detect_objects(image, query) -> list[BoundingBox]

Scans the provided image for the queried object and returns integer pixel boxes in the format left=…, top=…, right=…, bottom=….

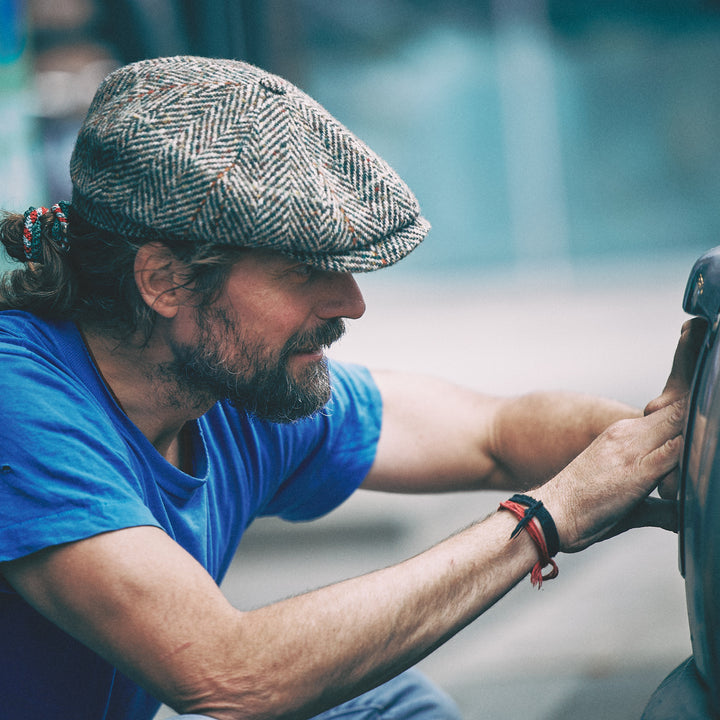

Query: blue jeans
left=166, top=668, right=462, bottom=720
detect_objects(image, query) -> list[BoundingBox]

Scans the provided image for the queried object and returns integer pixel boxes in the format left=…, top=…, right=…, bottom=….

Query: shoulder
left=201, top=361, right=382, bottom=521
left=326, top=360, right=383, bottom=426
left=0, top=311, right=86, bottom=374
left=0, top=310, right=76, bottom=346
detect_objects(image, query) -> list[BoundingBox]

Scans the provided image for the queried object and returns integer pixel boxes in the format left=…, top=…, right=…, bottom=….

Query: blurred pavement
left=161, top=254, right=699, bottom=720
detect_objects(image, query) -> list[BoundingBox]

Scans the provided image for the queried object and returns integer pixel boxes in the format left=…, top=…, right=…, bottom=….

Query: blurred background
left=2, top=1, right=720, bottom=718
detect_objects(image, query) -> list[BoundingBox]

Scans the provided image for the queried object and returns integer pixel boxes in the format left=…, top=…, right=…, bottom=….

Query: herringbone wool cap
left=70, top=56, right=430, bottom=272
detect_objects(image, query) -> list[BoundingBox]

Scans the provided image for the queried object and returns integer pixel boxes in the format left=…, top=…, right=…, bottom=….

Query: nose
left=316, top=272, right=366, bottom=321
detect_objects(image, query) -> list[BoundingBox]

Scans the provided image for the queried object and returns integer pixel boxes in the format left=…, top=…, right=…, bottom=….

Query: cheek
left=169, top=306, right=204, bottom=347
left=245, top=306, right=311, bottom=348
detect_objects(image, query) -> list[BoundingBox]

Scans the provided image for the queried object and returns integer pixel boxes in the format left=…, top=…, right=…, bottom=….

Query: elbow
left=165, top=661, right=311, bottom=720
left=168, top=678, right=275, bottom=720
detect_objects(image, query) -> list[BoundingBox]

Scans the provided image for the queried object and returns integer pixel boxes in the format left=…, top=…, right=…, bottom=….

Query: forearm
left=4, top=515, right=538, bottom=720
left=214, top=511, right=535, bottom=719
left=487, top=391, right=640, bottom=490
left=365, top=370, right=638, bottom=493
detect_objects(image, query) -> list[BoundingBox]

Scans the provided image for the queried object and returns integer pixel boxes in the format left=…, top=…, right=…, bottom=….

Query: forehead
left=220, top=248, right=309, bottom=287
left=226, top=247, right=303, bottom=272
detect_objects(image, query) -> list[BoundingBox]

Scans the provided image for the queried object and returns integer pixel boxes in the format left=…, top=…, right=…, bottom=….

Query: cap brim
left=286, top=215, right=431, bottom=273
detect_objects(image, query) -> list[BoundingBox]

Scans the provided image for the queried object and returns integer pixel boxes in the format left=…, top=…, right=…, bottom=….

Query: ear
left=134, top=242, right=187, bottom=318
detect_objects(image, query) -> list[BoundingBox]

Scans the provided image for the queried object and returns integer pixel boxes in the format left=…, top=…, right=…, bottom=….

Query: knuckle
left=669, top=398, right=688, bottom=424
left=603, top=418, right=635, bottom=443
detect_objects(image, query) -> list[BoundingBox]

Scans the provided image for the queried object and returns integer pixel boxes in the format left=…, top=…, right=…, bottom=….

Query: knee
left=321, top=669, right=461, bottom=720
left=386, top=669, right=462, bottom=720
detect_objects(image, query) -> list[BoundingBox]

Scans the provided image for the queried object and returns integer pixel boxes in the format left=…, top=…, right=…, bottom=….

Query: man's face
left=163, top=250, right=366, bottom=422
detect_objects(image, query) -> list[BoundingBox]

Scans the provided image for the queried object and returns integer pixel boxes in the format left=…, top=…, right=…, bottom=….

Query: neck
left=79, top=325, right=214, bottom=463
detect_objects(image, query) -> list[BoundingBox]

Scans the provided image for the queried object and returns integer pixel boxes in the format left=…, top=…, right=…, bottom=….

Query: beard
left=162, top=307, right=346, bottom=423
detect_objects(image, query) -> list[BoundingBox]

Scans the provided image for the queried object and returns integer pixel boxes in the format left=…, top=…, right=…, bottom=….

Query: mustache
left=284, top=318, right=346, bottom=356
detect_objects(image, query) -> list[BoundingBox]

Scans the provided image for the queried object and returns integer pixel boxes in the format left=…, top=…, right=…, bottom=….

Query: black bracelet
left=506, top=494, right=560, bottom=558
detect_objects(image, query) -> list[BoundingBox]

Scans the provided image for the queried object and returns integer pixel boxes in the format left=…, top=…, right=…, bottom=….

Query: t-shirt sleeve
left=259, top=361, right=382, bottom=522
left=0, top=333, right=161, bottom=562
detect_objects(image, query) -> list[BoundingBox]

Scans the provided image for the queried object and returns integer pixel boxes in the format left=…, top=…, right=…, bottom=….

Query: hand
left=644, top=317, right=706, bottom=499
left=535, top=397, right=686, bottom=553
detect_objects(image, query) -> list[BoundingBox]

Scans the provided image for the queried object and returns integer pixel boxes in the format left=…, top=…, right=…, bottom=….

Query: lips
left=292, top=347, right=324, bottom=360
left=283, top=319, right=344, bottom=364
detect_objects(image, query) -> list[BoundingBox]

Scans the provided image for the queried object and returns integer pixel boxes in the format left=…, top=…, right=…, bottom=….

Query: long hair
left=0, top=205, right=244, bottom=342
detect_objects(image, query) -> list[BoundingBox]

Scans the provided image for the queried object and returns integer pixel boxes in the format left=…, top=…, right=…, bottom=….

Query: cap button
left=259, top=75, right=287, bottom=95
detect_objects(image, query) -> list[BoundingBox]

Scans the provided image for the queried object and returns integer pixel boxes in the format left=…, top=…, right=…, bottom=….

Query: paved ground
left=158, top=253, right=699, bottom=719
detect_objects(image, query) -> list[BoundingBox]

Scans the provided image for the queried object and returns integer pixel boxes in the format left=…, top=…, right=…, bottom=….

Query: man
left=0, top=56, right=691, bottom=720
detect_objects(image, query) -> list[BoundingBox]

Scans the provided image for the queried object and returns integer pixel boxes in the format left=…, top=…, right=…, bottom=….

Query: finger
left=626, top=496, right=678, bottom=532
left=640, top=432, right=684, bottom=486
left=636, top=398, right=687, bottom=465
left=643, top=394, right=687, bottom=436
left=669, top=318, right=707, bottom=389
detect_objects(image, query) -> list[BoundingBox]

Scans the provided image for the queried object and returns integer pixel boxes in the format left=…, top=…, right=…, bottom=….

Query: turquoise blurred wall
left=3, top=2, right=719, bottom=278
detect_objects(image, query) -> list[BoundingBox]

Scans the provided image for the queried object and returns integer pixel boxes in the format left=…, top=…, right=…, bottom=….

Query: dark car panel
left=677, top=247, right=720, bottom=715
left=644, top=248, right=720, bottom=718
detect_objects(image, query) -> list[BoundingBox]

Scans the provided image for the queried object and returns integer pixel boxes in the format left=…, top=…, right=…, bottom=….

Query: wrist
left=532, top=468, right=589, bottom=553
left=498, top=494, right=560, bottom=587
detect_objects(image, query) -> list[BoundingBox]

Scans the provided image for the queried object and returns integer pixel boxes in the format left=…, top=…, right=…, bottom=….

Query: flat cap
left=70, top=55, right=429, bottom=272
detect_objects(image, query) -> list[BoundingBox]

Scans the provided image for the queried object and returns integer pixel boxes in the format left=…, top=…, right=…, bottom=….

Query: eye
left=290, top=263, right=314, bottom=279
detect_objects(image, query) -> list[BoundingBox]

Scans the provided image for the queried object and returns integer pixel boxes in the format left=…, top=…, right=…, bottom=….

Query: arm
left=363, top=370, right=638, bottom=493
left=2, top=515, right=538, bottom=719
left=2, top=399, right=684, bottom=720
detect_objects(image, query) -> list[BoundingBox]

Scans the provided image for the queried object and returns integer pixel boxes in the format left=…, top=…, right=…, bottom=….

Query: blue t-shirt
left=0, top=311, right=382, bottom=719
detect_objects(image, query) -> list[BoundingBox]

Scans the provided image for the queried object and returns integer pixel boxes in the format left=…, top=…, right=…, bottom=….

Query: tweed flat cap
left=70, top=55, right=429, bottom=272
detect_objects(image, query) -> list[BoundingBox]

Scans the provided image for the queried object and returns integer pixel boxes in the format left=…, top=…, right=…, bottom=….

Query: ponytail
left=0, top=205, right=76, bottom=317
left=1, top=203, right=245, bottom=342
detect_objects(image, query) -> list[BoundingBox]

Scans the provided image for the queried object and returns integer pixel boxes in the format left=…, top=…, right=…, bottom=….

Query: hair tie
left=22, top=202, right=71, bottom=262
left=23, top=206, right=48, bottom=261
left=50, top=202, right=70, bottom=251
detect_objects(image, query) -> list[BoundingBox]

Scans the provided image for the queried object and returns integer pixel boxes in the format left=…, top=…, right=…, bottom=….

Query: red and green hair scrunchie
left=22, top=201, right=71, bottom=262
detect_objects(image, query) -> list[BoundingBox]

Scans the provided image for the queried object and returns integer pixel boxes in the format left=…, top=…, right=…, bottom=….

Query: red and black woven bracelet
left=499, top=493, right=559, bottom=588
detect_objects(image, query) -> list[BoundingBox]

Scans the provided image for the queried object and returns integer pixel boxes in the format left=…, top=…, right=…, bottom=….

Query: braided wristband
left=499, top=494, right=559, bottom=588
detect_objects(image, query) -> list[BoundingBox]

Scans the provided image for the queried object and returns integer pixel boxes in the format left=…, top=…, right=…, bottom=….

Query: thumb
left=645, top=318, right=706, bottom=415
left=597, top=497, right=678, bottom=544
